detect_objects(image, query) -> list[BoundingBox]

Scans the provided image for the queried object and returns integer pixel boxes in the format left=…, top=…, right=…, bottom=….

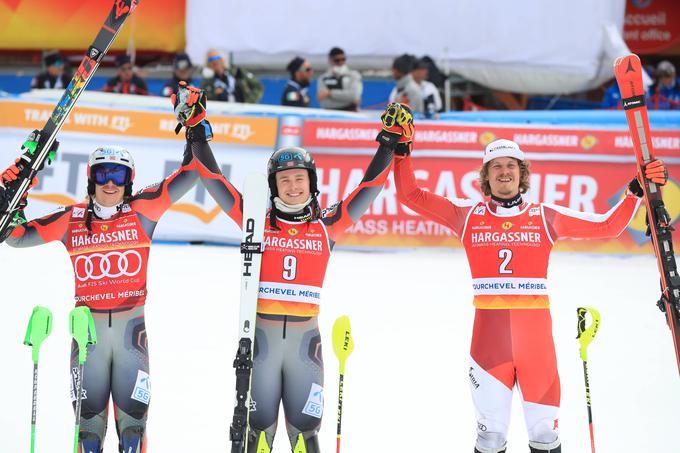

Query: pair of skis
left=229, top=175, right=355, bottom=453
left=24, top=306, right=97, bottom=453
left=614, top=54, right=680, bottom=376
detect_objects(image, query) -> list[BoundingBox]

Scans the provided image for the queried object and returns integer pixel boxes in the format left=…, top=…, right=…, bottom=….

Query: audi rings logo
left=74, top=251, right=143, bottom=281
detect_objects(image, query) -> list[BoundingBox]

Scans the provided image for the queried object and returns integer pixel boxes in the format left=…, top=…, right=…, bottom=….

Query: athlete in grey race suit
left=2, top=113, right=219, bottom=452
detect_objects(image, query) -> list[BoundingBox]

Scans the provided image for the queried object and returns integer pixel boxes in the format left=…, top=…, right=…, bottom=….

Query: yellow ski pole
left=332, top=316, right=354, bottom=453
left=577, top=307, right=601, bottom=453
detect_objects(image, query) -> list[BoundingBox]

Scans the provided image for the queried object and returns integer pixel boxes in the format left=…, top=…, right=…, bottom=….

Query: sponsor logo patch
left=130, top=370, right=151, bottom=405
left=73, top=207, right=85, bottom=219
left=302, top=383, right=324, bottom=419
left=473, top=206, right=486, bottom=216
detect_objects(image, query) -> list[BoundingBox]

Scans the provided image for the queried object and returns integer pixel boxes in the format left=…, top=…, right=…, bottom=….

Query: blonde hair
left=478, top=159, right=531, bottom=197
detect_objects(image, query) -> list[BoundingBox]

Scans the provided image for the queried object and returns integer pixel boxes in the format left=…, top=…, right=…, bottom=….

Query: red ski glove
left=644, top=159, right=668, bottom=185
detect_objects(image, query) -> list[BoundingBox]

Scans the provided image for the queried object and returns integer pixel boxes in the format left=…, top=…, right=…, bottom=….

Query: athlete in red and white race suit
left=192, top=105, right=403, bottom=452
left=393, top=125, right=668, bottom=453
left=0, top=101, right=217, bottom=452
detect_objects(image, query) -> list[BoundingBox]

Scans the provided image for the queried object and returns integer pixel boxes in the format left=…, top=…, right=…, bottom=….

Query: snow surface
left=1, top=243, right=678, bottom=452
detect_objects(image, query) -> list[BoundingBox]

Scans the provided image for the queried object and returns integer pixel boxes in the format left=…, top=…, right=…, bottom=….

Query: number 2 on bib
left=498, top=249, right=513, bottom=274
left=283, top=255, right=297, bottom=281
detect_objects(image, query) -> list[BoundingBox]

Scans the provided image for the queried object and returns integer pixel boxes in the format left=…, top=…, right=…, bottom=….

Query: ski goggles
left=91, top=163, right=131, bottom=186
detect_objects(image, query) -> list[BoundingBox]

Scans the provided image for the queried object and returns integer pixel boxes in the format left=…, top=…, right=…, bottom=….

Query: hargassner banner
left=1, top=98, right=678, bottom=252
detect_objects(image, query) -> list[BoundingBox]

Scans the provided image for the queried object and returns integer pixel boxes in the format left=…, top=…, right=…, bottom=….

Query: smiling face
left=487, top=157, right=521, bottom=198
left=275, top=168, right=311, bottom=206
left=94, top=180, right=125, bottom=207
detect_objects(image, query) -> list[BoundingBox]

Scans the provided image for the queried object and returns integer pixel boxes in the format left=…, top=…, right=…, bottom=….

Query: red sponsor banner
left=624, top=0, right=680, bottom=54
left=314, top=154, right=680, bottom=253
left=303, top=120, right=680, bottom=157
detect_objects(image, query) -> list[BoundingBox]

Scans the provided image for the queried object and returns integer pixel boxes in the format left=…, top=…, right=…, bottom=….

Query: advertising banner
left=0, top=0, right=185, bottom=52
left=1, top=100, right=678, bottom=253
left=624, top=0, right=680, bottom=54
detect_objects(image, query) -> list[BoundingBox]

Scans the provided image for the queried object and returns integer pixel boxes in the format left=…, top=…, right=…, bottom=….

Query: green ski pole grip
left=69, top=307, right=97, bottom=364
left=24, top=306, right=53, bottom=363
left=577, top=307, right=601, bottom=362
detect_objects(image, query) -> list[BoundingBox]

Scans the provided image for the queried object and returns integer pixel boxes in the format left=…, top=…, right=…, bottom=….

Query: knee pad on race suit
left=246, top=429, right=274, bottom=453
left=78, top=431, right=102, bottom=453
left=119, top=426, right=145, bottom=453
left=529, top=438, right=561, bottom=452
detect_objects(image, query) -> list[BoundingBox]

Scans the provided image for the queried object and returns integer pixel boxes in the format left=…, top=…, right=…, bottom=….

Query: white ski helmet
left=87, top=146, right=135, bottom=196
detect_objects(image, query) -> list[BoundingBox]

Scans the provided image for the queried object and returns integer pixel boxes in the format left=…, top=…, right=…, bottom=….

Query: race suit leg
left=248, top=314, right=285, bottom=452
left=469, top=309, right=515, bottom=453
left=110, top=307, right=150, bottom=453
left=71, top=310, right=113, bottom=453
left=281, top=316, right=323, bottom=453
left=513, top=309, right=561, bottom=451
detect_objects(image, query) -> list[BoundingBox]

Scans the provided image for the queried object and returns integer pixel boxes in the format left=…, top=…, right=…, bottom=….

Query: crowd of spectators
left=27, top=49, right=680, bottom=114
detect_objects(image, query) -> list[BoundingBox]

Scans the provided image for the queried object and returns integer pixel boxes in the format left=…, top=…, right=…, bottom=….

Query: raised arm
left=394, top=154, right=475, bottom=237
left=321, top=143, right=393, bottom=238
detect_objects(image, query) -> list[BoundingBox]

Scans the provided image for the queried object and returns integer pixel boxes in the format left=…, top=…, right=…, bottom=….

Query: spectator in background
left=282, top=56, right=312, bottom=107
left=601, top=80, right=623, bottom=109
left=31, top=51, right=72, bottom=89
left=200, top=49, right=263, bottom=104
left=317, top=47, right=363, bottom=111
left=389, top=54, right=423, bottom=114
left=102, top=55, right=149, bottom=95
left=649, top=60, right=680, bottom=110
left=412, top=58, right=442, bottom=118
left=161, top=52, right=194, bottom=97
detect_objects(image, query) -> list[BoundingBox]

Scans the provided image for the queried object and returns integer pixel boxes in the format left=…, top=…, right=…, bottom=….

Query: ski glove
left=375, top=102, right=415, bottom=156
left=628, top=159, right=668, bottom=197
left=2, top=158, right=39, bottom=188
left=172, top=81, right=207, bottom=129
left=644, top=159, right=668, bottom=185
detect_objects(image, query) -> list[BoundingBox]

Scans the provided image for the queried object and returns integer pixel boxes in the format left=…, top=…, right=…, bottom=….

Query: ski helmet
left=267, top=147, right=318, bottom=197
left=87, top=146, right=135, bottom=197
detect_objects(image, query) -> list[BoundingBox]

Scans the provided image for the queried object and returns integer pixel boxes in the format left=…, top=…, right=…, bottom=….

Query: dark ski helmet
left=267, top=146, right=318, bottom=197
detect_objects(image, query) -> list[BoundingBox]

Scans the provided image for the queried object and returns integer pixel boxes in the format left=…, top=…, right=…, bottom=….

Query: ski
left=230, top=173, right=268, bottom=453
left=0, top=0, right=139, bottom=238
left=614, top=53, right=680, bottom=376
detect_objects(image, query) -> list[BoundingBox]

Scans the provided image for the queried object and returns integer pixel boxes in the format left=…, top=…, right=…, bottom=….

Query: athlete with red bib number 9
left=0, top=84, right=217, bottom=453
left=193, top=103, right=406, bottom=452
left=389, top=104, right=667, bottom=453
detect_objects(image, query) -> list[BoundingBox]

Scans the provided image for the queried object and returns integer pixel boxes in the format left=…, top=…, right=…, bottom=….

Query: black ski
left=0, top=0, right=139, bottom=238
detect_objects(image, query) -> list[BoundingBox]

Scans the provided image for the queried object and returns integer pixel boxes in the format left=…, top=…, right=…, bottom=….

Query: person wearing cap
left=388, top=54, right=423, bottom=114
left=102, top=55, right=149, bottom=96
left=200, top=48, right=263, bottom=104
left=649, top=60, right=680, bottom=110
left=31, top=51, right=72, bottom=89
left=391, top=104, right=667, bottom=453
left=316, top=47, right=363, bottom=111
left=411, top=57, right=442, bottom=118
left=161, top=52, right=195, bottom=97
left=282, top=56, right=312, bottom=107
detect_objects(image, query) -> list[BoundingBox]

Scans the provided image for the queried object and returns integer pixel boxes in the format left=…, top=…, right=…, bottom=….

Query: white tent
left=186, top=0, right=633, bottom=94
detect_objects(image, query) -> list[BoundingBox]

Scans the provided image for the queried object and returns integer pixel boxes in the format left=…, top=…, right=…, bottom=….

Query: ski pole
left=577, top=307, right=601, bottom=453
left=69, top=307, right=97, bottom=453
left=24, top=306, right=53, bottom=453
left=332, top=316, right=354, bottom=453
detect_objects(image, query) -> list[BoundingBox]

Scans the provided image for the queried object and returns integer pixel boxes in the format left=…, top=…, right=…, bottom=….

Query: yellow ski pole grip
left=577, top=307, right=601, bottom=362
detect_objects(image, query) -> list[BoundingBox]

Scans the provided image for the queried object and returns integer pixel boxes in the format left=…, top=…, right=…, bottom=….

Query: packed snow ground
left=1, top=243, right=678, bottom=452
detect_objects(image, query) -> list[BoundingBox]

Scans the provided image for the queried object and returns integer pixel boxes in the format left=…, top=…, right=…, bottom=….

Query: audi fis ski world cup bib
left=66, top=203, right=151, bottom=309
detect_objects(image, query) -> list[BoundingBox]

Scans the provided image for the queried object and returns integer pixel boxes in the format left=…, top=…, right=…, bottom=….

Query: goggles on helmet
left=91, top=163, right=132, bottom=186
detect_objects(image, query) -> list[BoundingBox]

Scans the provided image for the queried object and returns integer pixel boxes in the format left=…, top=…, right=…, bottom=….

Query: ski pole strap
left=240, top=241, right=264, bottom=254
left=69, top=307, right=98, bottom=365
left=24, top=306, right=53, bottom=363
left=577, top=307, right=601, bottom=362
